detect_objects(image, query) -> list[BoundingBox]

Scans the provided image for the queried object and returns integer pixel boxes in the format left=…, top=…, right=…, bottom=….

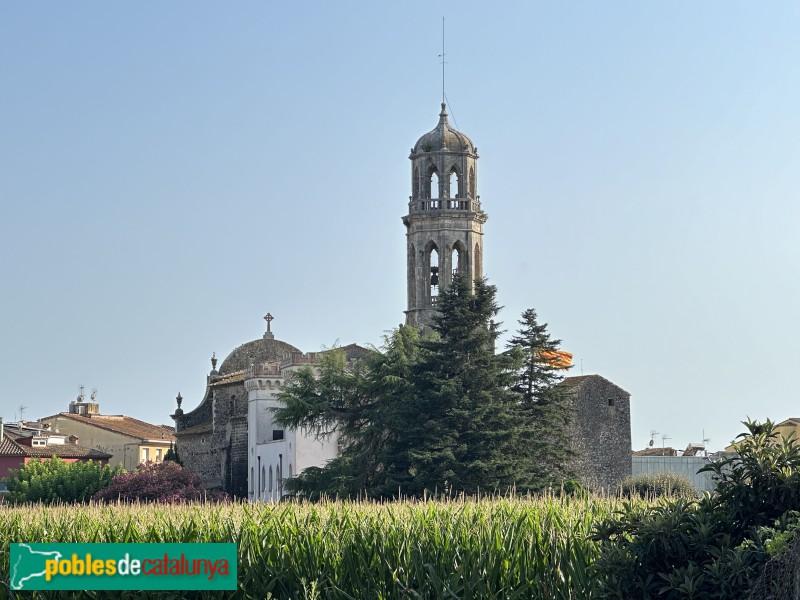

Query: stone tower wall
left=565, top=376, right=632, bottom=493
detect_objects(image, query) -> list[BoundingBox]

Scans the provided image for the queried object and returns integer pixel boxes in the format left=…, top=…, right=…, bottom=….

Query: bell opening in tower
left=430, top=247, right=439, bottom=305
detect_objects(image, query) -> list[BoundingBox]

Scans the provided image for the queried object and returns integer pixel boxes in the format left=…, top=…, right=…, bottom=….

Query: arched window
left=268, top=466, right=273, bottom=492
left=250, top=468, right=254, bottom=494
left=429, top=246, right=439, bottom=302
left=289, top=464, right=293, bottom=478
left=448, top=167, right=459, bottom=202
left=474, top=242, right=482, bottom=278
left=261, top=466, right=266, bottom=493
left=413, top=167, right=420, bottom=199
left=408, top=243, right=416, bottom=308
left=431, top=171, right=440, bottom=201
left=452, top=242, right=467, bottom=277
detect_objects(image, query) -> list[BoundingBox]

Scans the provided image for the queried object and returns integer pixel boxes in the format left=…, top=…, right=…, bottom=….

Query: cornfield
left=0, top=496, right=625, bottom=599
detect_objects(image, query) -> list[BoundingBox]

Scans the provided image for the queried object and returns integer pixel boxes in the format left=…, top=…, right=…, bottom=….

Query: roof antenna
left=438, top=16, right=446, bottom=104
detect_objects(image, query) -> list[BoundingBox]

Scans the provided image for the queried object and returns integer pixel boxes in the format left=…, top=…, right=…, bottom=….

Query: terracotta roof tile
left=0, top=433, right=26, bottom=456
left=41, top=413, right=176, bottom=443
left=1, top=432, right=111, bottom=459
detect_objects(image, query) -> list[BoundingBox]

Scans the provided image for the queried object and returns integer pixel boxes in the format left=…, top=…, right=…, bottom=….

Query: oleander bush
left=92, top=461, right=228, bottom=504
left=3, top=458, right=123, bottom=505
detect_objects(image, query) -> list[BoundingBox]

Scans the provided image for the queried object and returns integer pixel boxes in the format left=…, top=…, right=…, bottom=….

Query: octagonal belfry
left=403, top=102, right=487, bottom=329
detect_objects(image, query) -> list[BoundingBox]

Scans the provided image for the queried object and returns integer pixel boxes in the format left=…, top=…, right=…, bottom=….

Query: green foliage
left=506, top=308, right=575, bottom=490
left=0, top=496, right=618, bottom=599
left=93, top=460, right=228, bottom=503
left=4, top=458, right=124, bottom=504
left=163, top=443, right=182, bottom=466
left=277, top=275, right=545, bottom=498
left=592, top=419, right=800, bottom=599
left=407, top=275, right=531, bottom=495
left=619, top=472, right=697, bottom=499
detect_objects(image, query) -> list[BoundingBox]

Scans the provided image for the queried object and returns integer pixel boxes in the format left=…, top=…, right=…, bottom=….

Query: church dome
left=218, top=336, right=300, bottom=375
left=413, top=103, right=475, bottom=155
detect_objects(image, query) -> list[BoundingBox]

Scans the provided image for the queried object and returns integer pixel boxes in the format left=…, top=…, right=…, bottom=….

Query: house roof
left=0, top=433, right=26, bottom=456
left=176, top=422, right=212, bottom=436
left=558, top=374, right=630, bottom=394
left=632, top=447, right=678, bottom=457
left=41, top=413, right=176, bottom=443
left=1, top=432, right=112, bottom=459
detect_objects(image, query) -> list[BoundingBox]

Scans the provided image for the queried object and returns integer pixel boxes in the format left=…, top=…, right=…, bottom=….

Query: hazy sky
left=2, top=2, right=799, bottom=453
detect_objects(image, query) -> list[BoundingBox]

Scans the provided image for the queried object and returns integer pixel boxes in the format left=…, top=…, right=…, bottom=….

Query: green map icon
left=10, top=543, right=63, bottom=590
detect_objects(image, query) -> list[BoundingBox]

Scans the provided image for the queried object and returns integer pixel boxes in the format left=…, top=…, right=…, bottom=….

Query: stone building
left=404, top=103, right=486, bottom=329
left=172, top=314, right=369, bottom=499
left=559, top=375, right=632, bottom=492
left=173, top=102, right=633, bottom=499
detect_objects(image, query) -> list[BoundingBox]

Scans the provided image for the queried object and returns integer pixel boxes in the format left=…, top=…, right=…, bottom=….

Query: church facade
left=171, top=315, right=369, bottom=499
left=172, top=102, right=632, bottom=498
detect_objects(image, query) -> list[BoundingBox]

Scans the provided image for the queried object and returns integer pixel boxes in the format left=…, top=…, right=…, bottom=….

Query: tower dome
left=412, top=103, right=476, bottom=155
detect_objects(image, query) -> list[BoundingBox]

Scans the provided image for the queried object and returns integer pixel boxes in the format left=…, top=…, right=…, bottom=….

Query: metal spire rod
left=439, top=17, right=446, bottom=104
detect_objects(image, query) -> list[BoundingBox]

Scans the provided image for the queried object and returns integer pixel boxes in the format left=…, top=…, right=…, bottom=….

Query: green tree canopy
left=4, top=458, right=124, bottom=504
left=276, top=275, right=548, bottom=499
left=506, top=308, right=575, bottom=490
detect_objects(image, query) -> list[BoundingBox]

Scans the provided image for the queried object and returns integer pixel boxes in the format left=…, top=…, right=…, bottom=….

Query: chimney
left=0, top=417, right=4, bottom=440
left=68, top=435, right=79, bottom=445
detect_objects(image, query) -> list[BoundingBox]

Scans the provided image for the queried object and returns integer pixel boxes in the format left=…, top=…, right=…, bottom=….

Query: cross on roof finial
left=264, top=312, right=274, bottom=333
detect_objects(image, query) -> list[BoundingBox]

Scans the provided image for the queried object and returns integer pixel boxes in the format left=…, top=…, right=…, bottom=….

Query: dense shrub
left=619, top=472, right=697, bottom=498
left=3, top=458, right=123, bottom=504
left=592, top=419, right=800, bottom=599
left=92, top=460, right=227, bottom=503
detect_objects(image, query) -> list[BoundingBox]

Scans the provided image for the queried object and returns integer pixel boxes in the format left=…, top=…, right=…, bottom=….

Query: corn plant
left=0, top=495, right=630, bottom=599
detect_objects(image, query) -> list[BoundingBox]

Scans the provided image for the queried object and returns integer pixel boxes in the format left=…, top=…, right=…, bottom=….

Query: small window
left=155, top=448, right=163, bottom=462
left=608, top=398, right=615, bottom=407
left=272, top=430, right=284, bottom=441
left=141, top=448, right=150, bottom=463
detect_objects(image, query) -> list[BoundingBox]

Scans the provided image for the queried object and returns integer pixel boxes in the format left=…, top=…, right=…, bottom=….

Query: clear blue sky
left=2, top=2, right=799, bottom=453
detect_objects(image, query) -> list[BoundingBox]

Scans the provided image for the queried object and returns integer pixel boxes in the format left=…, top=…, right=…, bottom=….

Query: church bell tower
left=403, top=103, right=487, bottom=328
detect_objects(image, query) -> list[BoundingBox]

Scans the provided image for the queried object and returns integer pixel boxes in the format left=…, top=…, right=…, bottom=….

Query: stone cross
left=264, top=312, right=274, bottom=333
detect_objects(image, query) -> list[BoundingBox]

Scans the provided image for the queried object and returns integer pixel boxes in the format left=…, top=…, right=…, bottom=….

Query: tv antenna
left=18, top=405, right=27, bottom=421
left=661, top=433, right=671, bottom=449
left=649, top=430, right=658, bottom=447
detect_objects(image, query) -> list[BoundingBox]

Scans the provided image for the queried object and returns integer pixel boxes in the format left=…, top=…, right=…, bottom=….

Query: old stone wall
left=177, top=429, right=215, bottom=484
left=564, top=375, right=632, bottom=493
left=211, top=380, right=249, bottom=498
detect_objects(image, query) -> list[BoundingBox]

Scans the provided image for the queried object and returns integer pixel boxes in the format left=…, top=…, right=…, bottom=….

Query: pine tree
left=275, top=275, right=540, bottom=498
left=407, top=275, right=530, bottom=495
left=276, top=327, right=421, bottom=499
left=507, top=308, right=574, bottom=489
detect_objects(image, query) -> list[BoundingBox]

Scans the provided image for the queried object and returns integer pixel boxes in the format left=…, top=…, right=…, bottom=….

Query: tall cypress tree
left=507, top=308, right=574, bottom=489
